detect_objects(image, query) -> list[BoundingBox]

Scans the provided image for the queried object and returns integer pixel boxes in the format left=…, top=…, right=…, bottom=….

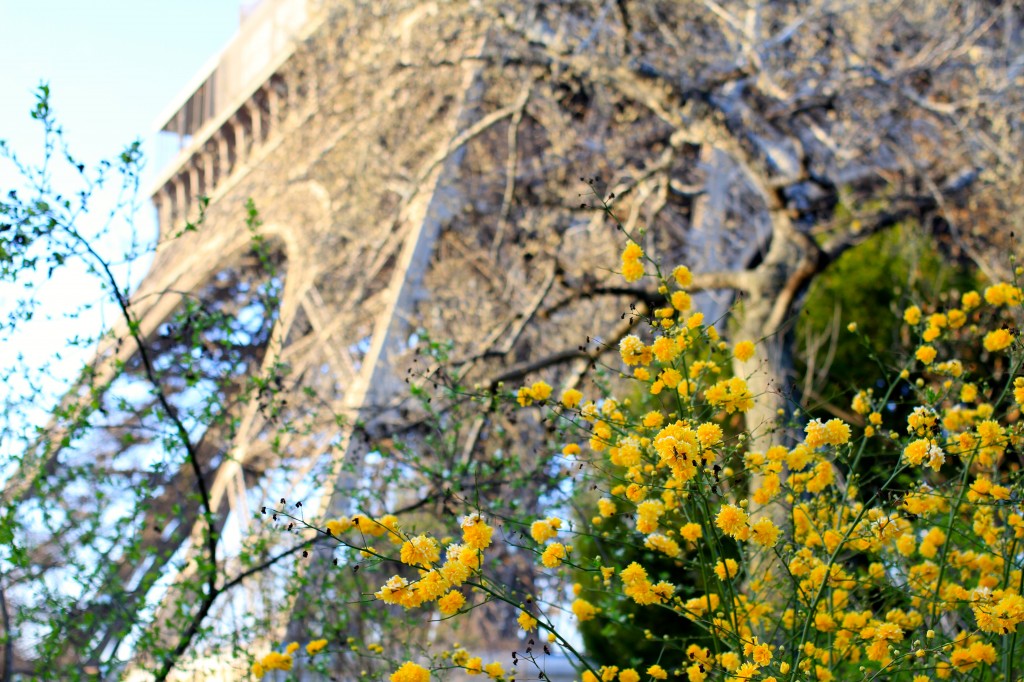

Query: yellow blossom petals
left=733, top=340, right=755, bottom=361
left=391, top=662, right=430, bottom=682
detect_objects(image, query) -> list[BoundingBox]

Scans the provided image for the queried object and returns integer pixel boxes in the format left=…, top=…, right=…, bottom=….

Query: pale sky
left=1, top=1, right=239, bottom=174
left=0, top=2, right=242, bottom=443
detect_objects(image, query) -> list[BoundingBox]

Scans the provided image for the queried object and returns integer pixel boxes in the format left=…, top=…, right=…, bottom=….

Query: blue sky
left=0, top=2, right=241, bottom=443
left=1, top=1, right=239, bottom=174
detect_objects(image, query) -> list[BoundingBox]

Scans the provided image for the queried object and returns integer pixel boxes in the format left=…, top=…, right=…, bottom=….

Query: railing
left=149, top=0, right=323, bottom=237
left=156, top=0, right=311, bottom=140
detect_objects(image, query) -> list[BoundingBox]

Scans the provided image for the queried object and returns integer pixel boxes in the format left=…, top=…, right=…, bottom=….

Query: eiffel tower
left=4, top=1, right=769, bottom=678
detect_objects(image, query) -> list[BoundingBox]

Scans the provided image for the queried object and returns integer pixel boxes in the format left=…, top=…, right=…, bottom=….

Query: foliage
left=0, top=87, right=349, bottom=681
left=797, top=223, right=980, bottom=412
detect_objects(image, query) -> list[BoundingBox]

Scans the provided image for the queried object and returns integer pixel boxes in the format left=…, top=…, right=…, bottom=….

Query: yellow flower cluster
left=369, top=513, right=492, bottom=612
left=620, top=561, right=675, bottom=606
left=704, top=377, right=754, bottom=414
left=517, top=379, right=553, bottom=406
left=530, top=516, right=562, bottom=543
left=540, top=541, right=567, bottom=568
left=621, top=242, right=644, bottom=282
left=390, top=661, right=430, bottom=682
left=522, top=266, right=1024, bottom=679
left=252, top=640, right=326, bottom=678
left=279, top=244, right=1024, bottom=682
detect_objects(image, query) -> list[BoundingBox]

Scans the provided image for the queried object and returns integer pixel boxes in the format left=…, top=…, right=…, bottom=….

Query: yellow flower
left=715, top=504, right=748, bottom=537
left=646, top=665, right=668, bottom=680
left=903, top=305, right=922, bottom=325
left=618, top=670, right=640, bottom=682
left=440, top=546, right=472, bottom=585
left=652, top=336, right=680, bottom=363
left=825, top=419, right=851, bottom=444
left=622, top=242, right=643, bottom=262
left=960, top=383, right=978, bottom=402
left=804, top=418, right=851, bottom=447
left=378, top=514, right=401, bottom=542
left=705, top=377, right=754, bottom=414
left=259, top=651, right=293, bottom=673
left=438, top=590, right=465, bottom=615
left=376, top=575, right=415, bottom=606
left=622, top=259, right=644, bottom=282
left=696, top=422, right=723, bottom=447
left=896, top=533, right=916, bottom=556
left=305, top=639, right=328, bottom=656
left=686, top=662, right=707, bottom=681
left=625, top=483, right=646, bottom=502
left=619, top=335, right=651, bottom=366
left=680, top=522, right=702, bottom=542
left=530, top=517, right=562, bottom=544
left=642, top=411, right=664, bottom=428
left=325, top=517, right=352, bottom=536
left=561, top=388, right=583, bottom=408
left=671, top=265, right=693, bottom=287
left=622, top=245, right=645, bottom=282
left=984, top=282, right=1023, bottom=306
left=458, top=544, right=483, bottom=569
left=733, top=340, right=755, bottom=361
left=645, top=533, right=680, bottom=558
left=517, top=610, right=538, bottom=632
left=620, top=562, right=647, bottom=585
left=483, top=661, right=505, bottom=679
left=746, top=641, right=772, bottom=666
left=660, top=367, right=682, bottom=389
left=734, top=662, right=759, bottom=678
left=671, top=290, right=692, bottom=311
left=750, top=517, right=781, bottom=547
left=851, top=390, right=871, bottom=414
left=962, top=290, right=981, bottom=309
left=636, top=500, right=665, bottom=534
left=461, top=513, right=493, bottom=550
left=915, top=345, right=937, bottom=364
left=530, top=381, right=552, bottom=401
left=540, top=542, right=567, bottom=568
left=973, top=592, right=1024, bottom=633
left=517, top=380, right=552, bottom=407
left=714, top=558, right=739, bottom=580
left=391, top=661, right=430, bottom=682
left=983, top=328, right=1013, bottom=352
left=572, top=598, right=598, bottom=621
left=400, top=534, right=440, bottom=568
